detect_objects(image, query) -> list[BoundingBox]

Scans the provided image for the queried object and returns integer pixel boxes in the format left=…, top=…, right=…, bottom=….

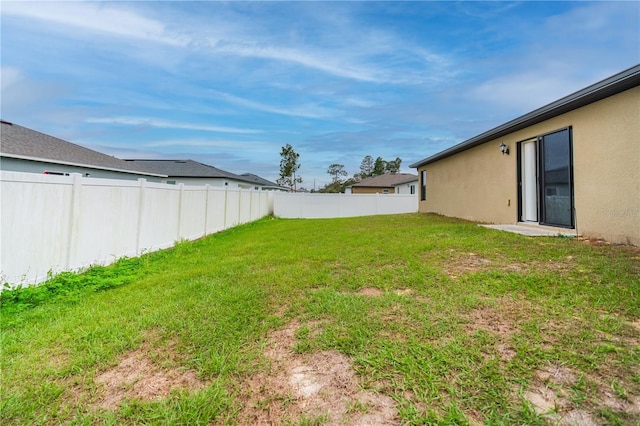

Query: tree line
left=276, top=145, right=402, bottom=193
left=321, top=155, right=402, bottom=193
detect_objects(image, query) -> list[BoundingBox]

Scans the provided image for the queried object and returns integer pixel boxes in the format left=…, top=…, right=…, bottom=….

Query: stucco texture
left=417, top=86, right=639, bottom=245
left=351, top=187, right=395, bottom=194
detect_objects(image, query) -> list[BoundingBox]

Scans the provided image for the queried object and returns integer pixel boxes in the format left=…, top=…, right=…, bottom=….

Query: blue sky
left=2, top=1, right=638, bottom=188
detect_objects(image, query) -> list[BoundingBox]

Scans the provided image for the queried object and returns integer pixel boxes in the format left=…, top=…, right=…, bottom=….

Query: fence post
left=221, top=187, right=226, bottom=230
left=237, top=188, right=242, bottom=224
left=177, top=183, right=184, bottom=240
left=135, top=178, right=146, bottom=255
left=65, top=173, right=82, bottom=270
left=203, top=184, right=210, bottom=236
left=249, top=189, right=254, bottom=220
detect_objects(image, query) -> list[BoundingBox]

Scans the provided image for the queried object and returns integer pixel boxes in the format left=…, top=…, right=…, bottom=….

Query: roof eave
left=0, top=153, right=167, bottom=177
left=410, top=64, right=640, bottom=168
left=352, top=185, right=394, bottom=189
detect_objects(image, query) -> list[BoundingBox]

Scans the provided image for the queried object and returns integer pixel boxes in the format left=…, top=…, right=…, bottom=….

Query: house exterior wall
left=417, top=86, right=640, bottom=245
left=394, top=180, right=418, bottom=195
left=160, top=177, right=269, bottom=190
left=418, top=142, right=517, bottom=224
left=0, top=157, right=163, bottom=182
left=351, top=186, right=395, bottom=194
left=161, top=177, right=238, bottom=188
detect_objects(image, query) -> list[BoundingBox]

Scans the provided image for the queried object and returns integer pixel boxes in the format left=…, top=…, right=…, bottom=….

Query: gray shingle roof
left=124, top=159, right=256, bottom=184
left=0, top=120, right=164, bottom=177
left=240, top=173, right=287, bottom=189
left=352, top=173, right=418, bottom=188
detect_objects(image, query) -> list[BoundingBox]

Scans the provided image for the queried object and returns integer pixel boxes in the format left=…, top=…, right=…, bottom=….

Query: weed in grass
left=289, top=413, right=329, bottom=426
left=611, top=380, right=628, bottom=400
left=293, top=325, right=313, bottom=354
left=345, top=399, right=370, bottom=415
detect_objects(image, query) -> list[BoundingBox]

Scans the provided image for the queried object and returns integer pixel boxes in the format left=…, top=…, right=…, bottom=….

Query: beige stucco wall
left=352, top=187, right=395, bottom=194
left=417, top=86, right=639, bottom=245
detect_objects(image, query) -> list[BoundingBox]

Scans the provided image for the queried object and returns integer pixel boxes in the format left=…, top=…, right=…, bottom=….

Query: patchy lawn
left=1, top=214, right=638, bottom=425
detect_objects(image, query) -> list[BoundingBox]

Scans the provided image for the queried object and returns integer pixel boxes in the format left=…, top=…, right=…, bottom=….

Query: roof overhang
left=352, top=185, right=394, bottom=188
left=0, top=153, right=167, bottom=178
left=410, top=64, right=640, bottom=168
left=392, top=179, right=419, bottom=187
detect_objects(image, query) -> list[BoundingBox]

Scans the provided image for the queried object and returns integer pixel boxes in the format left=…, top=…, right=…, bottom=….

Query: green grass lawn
left=2, top=214, right=639, bottom=425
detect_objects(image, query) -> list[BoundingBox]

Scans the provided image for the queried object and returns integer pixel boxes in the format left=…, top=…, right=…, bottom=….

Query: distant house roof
left=352, top=173, right=418, bottom=188
left=0, top=120, right=165, bottom=177
left=410, top=64, right=640, bottom=168
left=124, top=159, right=256, bottom=184
left=240, top=173, right=288, bottom=190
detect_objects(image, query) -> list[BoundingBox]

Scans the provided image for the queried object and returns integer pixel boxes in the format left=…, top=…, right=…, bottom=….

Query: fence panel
left=0, top=172, right=273, bottom=287
left=1, top=171, right=415, bottom=287
left=273, top=192, right=418, bottom=219
left=238, top=190, right=253, bottom=224
left=179, top=185, right=208, bottom=241
left=72, top=177, right=141, bottom=268
left=1, top=172, right=74, bottom=283
left=204, top=186, right=228, bottom=235
left=138, top=182, right=182, bottom=252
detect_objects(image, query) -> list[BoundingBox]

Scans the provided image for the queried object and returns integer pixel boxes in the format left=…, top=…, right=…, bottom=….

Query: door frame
left=517, top=126, right=575, bottom=229
left=517, top=138, right=538, bottom=223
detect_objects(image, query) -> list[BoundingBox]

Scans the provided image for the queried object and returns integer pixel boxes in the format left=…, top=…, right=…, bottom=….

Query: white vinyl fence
left=274, top=192, right=418, bottom=219
left=1, top=172, right=419, bottom=287
left=1, top=171, right=273, bottom=287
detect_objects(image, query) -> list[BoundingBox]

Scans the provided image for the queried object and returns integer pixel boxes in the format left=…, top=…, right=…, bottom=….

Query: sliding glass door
left=540, top=128, right=573, bottom=227
left=518, top=127, right=574, bottom=228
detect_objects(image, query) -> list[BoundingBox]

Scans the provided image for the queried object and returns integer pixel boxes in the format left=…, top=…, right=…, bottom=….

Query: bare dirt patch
left=462, top=304, right=517, bottom=336
left=535, top=364, right=576, bottom=385
left=237, top=320, right=398, bottom=425
left=463, top=298, right=546, bottom=362
left=93, top=341, right=206, bottom=409
left=522, top=362, right=640, bottom=425
left=522, top=364, right=596, bottom=425
left=438, top=250, right=576, bottom=278
left=496, top=343, right=517, bottom=362
left=443, top=252, right=492, bottom=279
left=356, top=287, right=383, bottom=297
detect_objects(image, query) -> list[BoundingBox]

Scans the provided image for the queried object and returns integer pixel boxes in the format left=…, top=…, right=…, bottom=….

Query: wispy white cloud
left=146, top=139, right=273, bottom=153
left=471, top=72, right=578, bottom=113
left=343, top=97, right=378, bottom=108
left=2, top=1, right=453, bottom=85
left=1, top=66, right=22, bottom=92
left=210, top=41, right=389, bottom=83
left=85, top=117, right=263, bottom=134
left=467, top=1, right=639, bottom=115
left=1, top=1, right=188, bottom=46
left=211, top=91, right=338, bottom=119
left=454, top=1, right=522, bottom=19
left=0, top=66, right=68, bottom=118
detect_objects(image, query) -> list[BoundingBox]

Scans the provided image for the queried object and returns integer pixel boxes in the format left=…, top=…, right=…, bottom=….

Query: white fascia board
left=0, top=153, right=167, bottom=177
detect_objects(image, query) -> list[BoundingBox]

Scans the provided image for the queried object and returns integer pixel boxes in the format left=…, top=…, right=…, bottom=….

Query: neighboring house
left=124, top=159, right=276, bottom=190
left=410, top=65, right=640, bottom=245
left=347, top=173, right=418, bottom=194
left=239, top=173, right=289, bottom=191
left=0, top=120, right=165, bottom=181
left=392, top=176, right=419, bottom=195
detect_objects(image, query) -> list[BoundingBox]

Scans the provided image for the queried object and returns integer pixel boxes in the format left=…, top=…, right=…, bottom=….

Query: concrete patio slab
left=480, top=224, right=577, bottom=238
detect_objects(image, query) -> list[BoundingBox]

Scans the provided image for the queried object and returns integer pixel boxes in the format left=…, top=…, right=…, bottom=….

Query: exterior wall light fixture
left=499, top=142, right=510, bottom=155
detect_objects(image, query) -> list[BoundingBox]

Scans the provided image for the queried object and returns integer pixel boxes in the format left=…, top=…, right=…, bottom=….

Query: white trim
left=0, top=153, right=167, bottom=177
